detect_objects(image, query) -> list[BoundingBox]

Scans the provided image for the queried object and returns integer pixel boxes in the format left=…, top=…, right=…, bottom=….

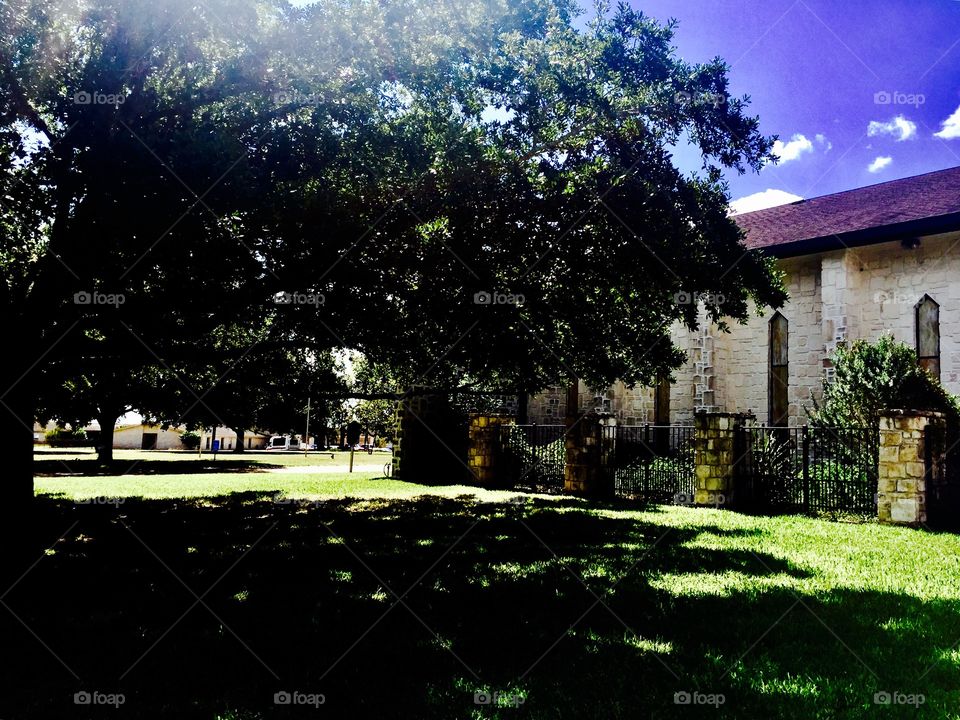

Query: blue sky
left=629, top=0, right=960, bottom=211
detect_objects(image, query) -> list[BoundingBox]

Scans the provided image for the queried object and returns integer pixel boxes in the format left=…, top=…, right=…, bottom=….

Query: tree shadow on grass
left=0, top=494, right=957, bottom=719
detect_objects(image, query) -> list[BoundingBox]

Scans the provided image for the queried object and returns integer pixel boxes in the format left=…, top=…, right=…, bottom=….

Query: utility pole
left=304, top=396, right=311, bottom=457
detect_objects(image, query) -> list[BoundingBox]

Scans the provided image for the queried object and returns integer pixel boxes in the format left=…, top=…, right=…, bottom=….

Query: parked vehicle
left=265, top=435, right=298, bottom=450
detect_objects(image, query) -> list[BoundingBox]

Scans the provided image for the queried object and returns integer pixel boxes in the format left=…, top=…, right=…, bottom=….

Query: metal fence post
left=802, top=425, right=810, bottom=513
left=643, top=423, right=651, bottom=499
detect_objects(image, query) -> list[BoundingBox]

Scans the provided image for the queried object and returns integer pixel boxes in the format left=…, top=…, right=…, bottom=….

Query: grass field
left=33, top=448, right=405, bottom=501
left=34, top=447, right=391, bottom=470
left=5, top=455, right=960, bottom=718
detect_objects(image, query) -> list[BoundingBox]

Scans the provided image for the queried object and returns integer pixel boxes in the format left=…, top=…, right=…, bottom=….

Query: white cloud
left=867, top=115, right=917, bottom=141
left=934, top=104, right=960, bottom=139
left=729, top=189, right=804, bottom=215
left=815, top=133, right=833, bottom=151
left=868, top=156, right=893, bottom=173
left=771, top=134, right=814, bottom=163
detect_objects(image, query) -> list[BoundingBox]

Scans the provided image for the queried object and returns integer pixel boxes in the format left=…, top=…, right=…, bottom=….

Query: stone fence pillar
left=394, top=388, right=467, bottom=483
left=694, top=412, right=752, bottom=508
left=467, top=414, right=514, bottom=488
left=877, top=410, right=946, bottom=526
left=564, top=412, right=614, bottom=497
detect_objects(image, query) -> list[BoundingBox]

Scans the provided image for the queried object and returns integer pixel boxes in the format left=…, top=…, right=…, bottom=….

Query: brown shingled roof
left=735, top=166, right=960, bottom=256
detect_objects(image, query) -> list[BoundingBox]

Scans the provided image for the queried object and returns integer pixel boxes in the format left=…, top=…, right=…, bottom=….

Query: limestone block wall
left=819, top=249, right=864, bottom=378
left=708, top=255, right=822, bottom=424
left=877, top=410, right=945, bottom=526
left=669, top=324, right=699, bottom=426
left=526, top=386, right=566, bottom=424
left=527, top=230, right=960, bottom=428
left=844, top=232, right=960, bottom=394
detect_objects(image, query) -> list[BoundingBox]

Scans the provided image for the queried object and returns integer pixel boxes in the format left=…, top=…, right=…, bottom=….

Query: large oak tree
left=1, top=0, right=785, bottom=533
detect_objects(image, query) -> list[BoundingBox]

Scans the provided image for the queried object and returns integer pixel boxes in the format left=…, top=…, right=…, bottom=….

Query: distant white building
left=34, top=418, right=269, bottom=451
left=113, top=423, right=187, bottom=450
left=200, top=427, right=270, bottom=451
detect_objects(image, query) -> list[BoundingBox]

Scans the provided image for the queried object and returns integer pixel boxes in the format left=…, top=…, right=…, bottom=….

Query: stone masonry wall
left=846, top=231, right=960, bottom=392
left=710, top=255, right=823, bottom=424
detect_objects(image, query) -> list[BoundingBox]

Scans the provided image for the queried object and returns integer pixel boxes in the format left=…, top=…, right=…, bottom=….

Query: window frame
left=768, top=312, right=789, bottom=427
left=915, top=294, right=941, bottom=380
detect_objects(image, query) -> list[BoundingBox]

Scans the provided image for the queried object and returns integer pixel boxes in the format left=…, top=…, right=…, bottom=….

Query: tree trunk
left=97, top=412, right=117, bottom=464
left=0, top=383, right=37, bottom=572
left=233, top=428, right=245, bottom=452
left=2, top=386, right=35, bottom=508
left=518, top=393, right=529, bottom=424
left=566, top=378, right=580, bottom=420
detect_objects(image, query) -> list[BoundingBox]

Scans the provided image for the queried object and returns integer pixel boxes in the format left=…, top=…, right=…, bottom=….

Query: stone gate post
left=694, top=412, right=752, bottom=508
left=564, top=412, right=614, bottom=498
left=877, top=410, right=946, bottom=526
left=394, top=387, right=467, bottom=483
left=467, top=414, right=514, bottom=488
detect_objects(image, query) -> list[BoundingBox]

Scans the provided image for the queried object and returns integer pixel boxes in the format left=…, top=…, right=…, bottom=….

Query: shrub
left=748, top=431, right=797, bottom=507
left=809, top=334, right=960, bottom=429
left=180, top=430, right=201, bottom=450
left=45, top=426, right=89, bottom=447
left=808, top=334, right=960, bottom=470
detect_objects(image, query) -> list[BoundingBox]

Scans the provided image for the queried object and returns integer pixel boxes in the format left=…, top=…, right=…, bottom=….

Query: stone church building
left=527, top=166, right=960, bottom=427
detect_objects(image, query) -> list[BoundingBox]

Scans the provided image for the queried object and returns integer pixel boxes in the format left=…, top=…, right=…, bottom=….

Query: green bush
left=809, top=334, right=960, bottom=428
left=808, top=335, right=960, bottom=469
left=749, top=432, right=798, bottom=506
left=45, top=426, right=89, bottom=447
left=180, top=430, right=201, bottom=450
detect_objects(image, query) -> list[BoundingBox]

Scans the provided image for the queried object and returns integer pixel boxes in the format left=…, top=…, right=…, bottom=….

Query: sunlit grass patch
left=650, top=569, right=807, bottom=598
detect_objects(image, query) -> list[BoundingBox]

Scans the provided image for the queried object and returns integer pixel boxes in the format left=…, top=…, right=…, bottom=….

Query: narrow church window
left=654, top=373, right=671, bottom=454
left=916, top=294, right=940, bottom=380
left=654, top=373, right=670, bottom=425
left=769, top=312, right=789, bottom=426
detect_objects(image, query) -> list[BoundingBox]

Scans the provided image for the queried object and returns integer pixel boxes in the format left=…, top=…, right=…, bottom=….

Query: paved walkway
left=264, top=464, right=387, bottom=474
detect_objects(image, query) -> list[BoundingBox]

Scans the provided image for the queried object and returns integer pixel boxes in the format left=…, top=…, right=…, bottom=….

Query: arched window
left=916, top=294, right=940, bottom=380
left=769, top=312, right=789, bottom=426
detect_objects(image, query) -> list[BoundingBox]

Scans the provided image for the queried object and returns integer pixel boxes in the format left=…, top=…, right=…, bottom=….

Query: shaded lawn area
left=3, top=478, right=960, bottom=719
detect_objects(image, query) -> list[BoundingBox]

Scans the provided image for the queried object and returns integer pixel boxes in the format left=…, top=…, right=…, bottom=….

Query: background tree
left=170, top=317, right=345, bottom=451
left=347, top=355, right=402, bottom=446
left=268, top=1, right=786, bottom=398
left=1, top=0, right=298, bottom=516
left=36, top=358, right=176, bottom=464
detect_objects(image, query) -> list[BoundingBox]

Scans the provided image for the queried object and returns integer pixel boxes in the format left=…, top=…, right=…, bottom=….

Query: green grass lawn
left=5, top=462, right=960, bottom=718
left=34, top=447, right=390, bottom=471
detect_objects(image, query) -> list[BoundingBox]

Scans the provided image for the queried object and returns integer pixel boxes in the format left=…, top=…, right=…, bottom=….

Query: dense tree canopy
left=1, top=0, right=785, bottom=515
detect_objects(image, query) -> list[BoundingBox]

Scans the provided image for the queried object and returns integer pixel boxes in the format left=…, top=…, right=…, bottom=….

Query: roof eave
left=751, top=211, right=960, bottom=259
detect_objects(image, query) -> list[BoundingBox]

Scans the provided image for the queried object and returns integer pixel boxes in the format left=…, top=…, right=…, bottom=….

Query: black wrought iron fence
left=608, top=425, right=696, bottom=503
left=740, top=425, right=877, bottom=515
left=502, top=424, right=566, bottom=491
